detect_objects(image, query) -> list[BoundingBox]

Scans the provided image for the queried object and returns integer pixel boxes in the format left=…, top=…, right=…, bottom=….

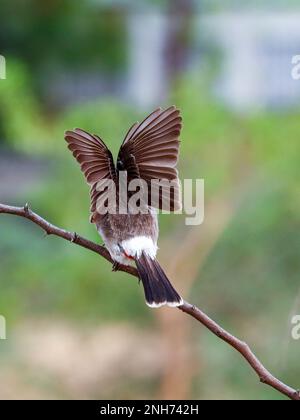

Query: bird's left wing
left=64, top=128, right=116, bottom=214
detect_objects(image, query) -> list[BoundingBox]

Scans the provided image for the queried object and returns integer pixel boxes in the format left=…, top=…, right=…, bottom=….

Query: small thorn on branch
left=71, top=232, right=78, bottom=243
left=24, top=203, right=30, bottom=214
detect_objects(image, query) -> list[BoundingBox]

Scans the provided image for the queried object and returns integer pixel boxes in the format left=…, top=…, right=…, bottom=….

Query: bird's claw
left=112, top=261, right=120, bottom=272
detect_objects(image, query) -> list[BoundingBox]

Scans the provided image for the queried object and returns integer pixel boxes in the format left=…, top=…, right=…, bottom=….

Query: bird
left=64, top=106, right=183, bottom=308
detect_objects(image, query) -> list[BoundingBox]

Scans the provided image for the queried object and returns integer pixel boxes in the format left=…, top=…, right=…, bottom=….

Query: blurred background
left=0, top=0, right=300, bottom=400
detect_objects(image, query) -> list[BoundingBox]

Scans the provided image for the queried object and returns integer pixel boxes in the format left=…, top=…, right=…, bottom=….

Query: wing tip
left=64, top=128, right=83, bottom=140
left=64, top=129, right=74, bottom=140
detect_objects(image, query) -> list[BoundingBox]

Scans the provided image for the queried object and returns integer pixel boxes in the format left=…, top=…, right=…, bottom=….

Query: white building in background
left=199, top=12, right=300, bottom=112
left=127, top=12, right=169, bottom=108
left=48, top=1, right=300, bottom=113
left=127, top=9, right=300, bottom=112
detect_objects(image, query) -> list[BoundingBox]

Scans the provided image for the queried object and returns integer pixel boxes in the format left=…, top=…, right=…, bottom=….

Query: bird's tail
left=135, top=252, right=183, bottom=308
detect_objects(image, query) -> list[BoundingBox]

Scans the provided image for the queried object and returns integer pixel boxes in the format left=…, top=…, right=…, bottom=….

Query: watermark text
left=0, top=55, right=6, bottom=80
left=94, top=172, right=205, bottom=226
left=291, top=55, right=300, bottom=80
left=0, top=315, right=6, bottom=340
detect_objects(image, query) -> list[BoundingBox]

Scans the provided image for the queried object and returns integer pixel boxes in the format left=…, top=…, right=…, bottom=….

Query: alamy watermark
left=0, top=315, right=6, bottom=340
left=0, top=55, right=6, bottom=80
left=93, top=172, right=204, bottom=226
left=291, top=55, right=300, bottom=80
left=291, top=315, right=300, bottom=340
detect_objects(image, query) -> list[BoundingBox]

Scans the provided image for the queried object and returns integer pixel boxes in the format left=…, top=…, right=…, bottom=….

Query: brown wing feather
left=65, top=128, right=116, bottom=216
left=117, top=106, right=182, bottom=211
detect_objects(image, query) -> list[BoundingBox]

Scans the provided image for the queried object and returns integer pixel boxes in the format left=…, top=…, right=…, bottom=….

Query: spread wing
left=117, top=106, right=182, bottom=211
left=64, top=128, right=116, bottom=214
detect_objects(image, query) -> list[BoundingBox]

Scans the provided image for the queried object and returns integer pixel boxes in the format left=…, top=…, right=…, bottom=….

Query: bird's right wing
left=117, top=106, right=182, bottom=211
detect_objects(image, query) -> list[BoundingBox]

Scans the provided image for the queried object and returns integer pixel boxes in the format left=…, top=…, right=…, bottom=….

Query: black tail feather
left=135, top=252, right=183, bottom=308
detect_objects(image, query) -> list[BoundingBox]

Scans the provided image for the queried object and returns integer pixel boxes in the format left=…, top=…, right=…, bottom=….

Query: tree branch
left=0, top=202, right=299, bottom=401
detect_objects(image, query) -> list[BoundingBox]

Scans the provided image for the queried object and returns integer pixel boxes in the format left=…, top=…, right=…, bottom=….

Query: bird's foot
left=112, top=261, right=121, bottom=272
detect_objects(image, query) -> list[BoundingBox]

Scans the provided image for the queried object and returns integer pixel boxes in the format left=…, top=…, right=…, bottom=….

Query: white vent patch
left=121, top=236, right=158, bottom=259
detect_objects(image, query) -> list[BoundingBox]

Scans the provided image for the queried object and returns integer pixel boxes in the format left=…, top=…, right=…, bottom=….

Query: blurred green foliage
left=0, top=0, right=127, bottom=77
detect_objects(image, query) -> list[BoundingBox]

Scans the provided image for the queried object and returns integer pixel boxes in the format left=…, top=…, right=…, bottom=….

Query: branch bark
left=0, top=202, right=299, bottom=401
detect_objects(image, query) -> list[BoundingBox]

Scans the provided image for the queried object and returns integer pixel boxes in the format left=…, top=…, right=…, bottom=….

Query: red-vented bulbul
left=65, top=106, right=183, bottom=308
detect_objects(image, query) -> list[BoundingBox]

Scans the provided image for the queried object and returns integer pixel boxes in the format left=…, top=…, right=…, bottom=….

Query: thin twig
left=0, top=202, right=299, bottom=401
left=0, top=203, right=137, bottom=278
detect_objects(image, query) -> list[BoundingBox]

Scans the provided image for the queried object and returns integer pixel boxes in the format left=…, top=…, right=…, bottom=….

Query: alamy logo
left=0, top=55, right=6, bottom=79
left=94, top=172, right=205, bottom=226
left=291, top=315, right=300, bottom=340
left=0, top=315, right=6, bottom=339
left=291, top=55, right=300, bottom=80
